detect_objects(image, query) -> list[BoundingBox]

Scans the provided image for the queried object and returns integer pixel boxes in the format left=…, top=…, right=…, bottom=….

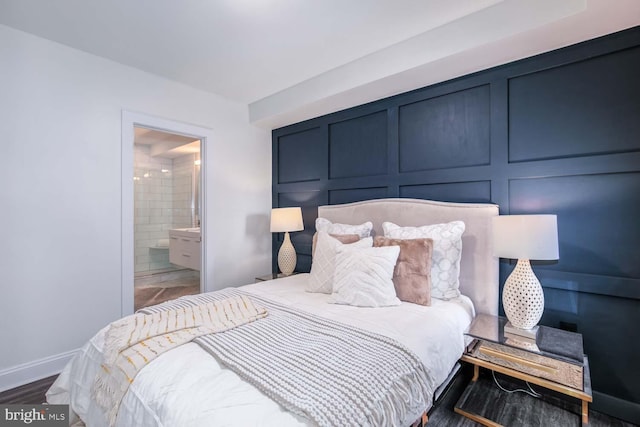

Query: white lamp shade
left=492, top=215, right=559, bottom=260
left=270, top=207, right=304, bottom=233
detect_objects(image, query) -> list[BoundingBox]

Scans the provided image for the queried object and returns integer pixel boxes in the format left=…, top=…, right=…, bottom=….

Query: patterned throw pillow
left=329, top=245, right=401, bottom=308
left=307, top=232, right=373, bottom=294
left=311, top=233, right=360, bottom=258
left=373, top=236, right=433, bottom=306
left=315, top=218, right=373, bottom=239
left=382, top=221, right=465, bottom=300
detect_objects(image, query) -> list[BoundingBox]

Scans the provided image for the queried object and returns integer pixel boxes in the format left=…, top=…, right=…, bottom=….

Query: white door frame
left=121, top=110, right=213, bottom=316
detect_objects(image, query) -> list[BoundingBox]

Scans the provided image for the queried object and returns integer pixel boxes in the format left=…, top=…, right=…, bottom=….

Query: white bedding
left=47, top=274, right=474, bottom=427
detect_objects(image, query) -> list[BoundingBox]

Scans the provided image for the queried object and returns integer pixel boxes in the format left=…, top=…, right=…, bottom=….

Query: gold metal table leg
left=472, top=364, right=480, bottom=381
left=582, top=400, right=589, bottom=425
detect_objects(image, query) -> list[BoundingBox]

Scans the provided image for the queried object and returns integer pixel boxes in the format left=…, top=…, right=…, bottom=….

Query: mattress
left=47, top=274, right=474, bottom=426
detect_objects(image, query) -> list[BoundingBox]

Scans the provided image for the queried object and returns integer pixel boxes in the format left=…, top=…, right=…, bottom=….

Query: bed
left=47, top=198, right=499, bottom=426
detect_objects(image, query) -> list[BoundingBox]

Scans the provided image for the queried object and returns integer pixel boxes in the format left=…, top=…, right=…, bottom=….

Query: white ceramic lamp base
left=502, top=259, right=544, bottom=339
left=277, top=232, right=297, bottom=276
left=505, top=321, right=539, bottom=340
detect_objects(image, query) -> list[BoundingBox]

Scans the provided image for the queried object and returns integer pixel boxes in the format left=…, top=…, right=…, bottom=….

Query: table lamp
left=270, top=207, right=304, bottom=275
left=492, top=215, right=559, bottom=339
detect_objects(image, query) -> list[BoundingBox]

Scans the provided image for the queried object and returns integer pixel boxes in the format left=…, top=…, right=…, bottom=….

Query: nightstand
left=456, top=314, right=592, bottom=426
left=255, top=272, right=298, bottom=282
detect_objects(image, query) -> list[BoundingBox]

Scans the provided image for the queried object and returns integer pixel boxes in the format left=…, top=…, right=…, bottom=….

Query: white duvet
left=47, top=274, right=474, bottom=426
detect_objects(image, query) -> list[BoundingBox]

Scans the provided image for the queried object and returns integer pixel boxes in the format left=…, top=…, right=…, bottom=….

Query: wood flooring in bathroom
left=134, top=275, right=200, bottom=311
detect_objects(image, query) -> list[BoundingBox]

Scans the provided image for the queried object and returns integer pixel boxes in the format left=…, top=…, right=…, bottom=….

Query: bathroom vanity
left=169, top=228, right=201, bottom=270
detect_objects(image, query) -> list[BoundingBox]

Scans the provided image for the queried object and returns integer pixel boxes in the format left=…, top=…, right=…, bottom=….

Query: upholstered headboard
left=317, top=198, right=499, bottom=316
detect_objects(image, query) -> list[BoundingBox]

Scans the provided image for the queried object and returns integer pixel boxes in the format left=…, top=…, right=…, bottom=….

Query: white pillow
left=315, top=218, right=373, bottom=238
left=307, top=232, right=373, bottom=294
left=329, top=245, right=401, bottom=308
left=383, top=221, right=465, bottom=300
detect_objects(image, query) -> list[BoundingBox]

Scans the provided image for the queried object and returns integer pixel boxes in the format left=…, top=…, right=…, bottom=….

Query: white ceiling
left=1, top=0, right=639, bottom=129
left=135, top=127, right=200, bottom=159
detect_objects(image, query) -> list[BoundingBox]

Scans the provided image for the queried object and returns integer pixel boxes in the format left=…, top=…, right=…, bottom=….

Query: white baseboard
left=0, top=349, right=79, bottom=393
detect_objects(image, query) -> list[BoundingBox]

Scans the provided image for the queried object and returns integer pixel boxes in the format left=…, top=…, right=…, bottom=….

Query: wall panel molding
left=272, top=26, right=640, bottom=422
left=508, top=172, right=640, bottom=279
left=540, top=270, right=640, bottom=300
left=508, top=46, right=640, bottom=163
left=399, top=181, right=491, bottom=204
left=328, top=187, right=389, bottom=205
left=398, top=84, right=491, bottom=173
left=277, top=127, right=324, bottom=184
left=329, top=110, right=388, bottom=179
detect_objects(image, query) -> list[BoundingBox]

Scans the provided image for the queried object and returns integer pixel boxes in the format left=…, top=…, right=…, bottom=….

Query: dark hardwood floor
left=0, top=368, right=636, bottom=426
left=0, top=375, right=57, bottom=405
left=429, top=367, right=637, bottom=426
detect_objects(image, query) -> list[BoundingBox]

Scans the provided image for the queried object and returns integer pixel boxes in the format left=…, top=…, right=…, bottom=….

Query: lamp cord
left=491, top=370, right=542, bottom=398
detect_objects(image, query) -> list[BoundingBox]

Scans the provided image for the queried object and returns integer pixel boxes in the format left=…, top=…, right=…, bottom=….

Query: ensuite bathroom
left=133, top=127, right=202, bottom=310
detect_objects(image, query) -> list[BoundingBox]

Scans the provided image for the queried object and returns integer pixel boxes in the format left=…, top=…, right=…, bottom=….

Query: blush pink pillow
left=373, top=236, right=433, bottom=306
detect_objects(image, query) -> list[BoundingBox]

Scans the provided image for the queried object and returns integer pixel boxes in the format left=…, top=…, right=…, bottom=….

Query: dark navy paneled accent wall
left=329, top=111, right=388, bottom=179
left=272, top=27, right=640, bottom=422
left=508, top=46, right=640, bottom=162
left=277, top=128, right=323, bottom=183
left=399, top=85, right=491, bottom=172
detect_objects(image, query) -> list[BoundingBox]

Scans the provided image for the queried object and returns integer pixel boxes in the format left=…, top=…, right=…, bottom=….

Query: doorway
left=132, top=127, right=201, bottom=310
left=121, top=111, right=212, bottom=316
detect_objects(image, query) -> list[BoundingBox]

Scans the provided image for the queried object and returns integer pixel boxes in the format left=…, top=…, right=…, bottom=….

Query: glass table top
left=465, top=314, right=584, bottom=365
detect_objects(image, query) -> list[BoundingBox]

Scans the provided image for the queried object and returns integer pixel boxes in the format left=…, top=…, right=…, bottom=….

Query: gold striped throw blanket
left=144, top=289, right=434, bottom=427
left=92, top=294, right=267, bottom=426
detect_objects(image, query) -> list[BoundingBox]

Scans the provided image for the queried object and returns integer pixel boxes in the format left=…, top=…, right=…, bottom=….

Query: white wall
left=0, top=24, right=272, bottom=388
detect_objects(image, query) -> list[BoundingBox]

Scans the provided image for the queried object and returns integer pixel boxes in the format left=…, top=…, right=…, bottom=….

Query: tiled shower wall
left=134, top=145, right=173, bottom=274
left=134, top=145, right=197, bottom=274
left=172, top=153, right=197, bottom=229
